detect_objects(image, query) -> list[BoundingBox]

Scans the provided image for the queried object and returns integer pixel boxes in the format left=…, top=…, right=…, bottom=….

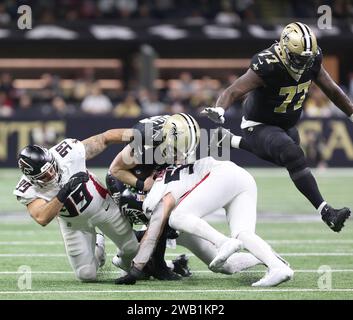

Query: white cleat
left=96, top=233, right=106, bottom=267
left=252, top=265, right=294, bottom=287
left=209, top=238, right=243, bottom=270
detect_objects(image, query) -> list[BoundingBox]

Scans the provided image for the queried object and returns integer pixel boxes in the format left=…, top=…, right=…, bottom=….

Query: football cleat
left=252, top=265, right=294, bottom=287
left=321, top=205, right=351, bottom=232
left=209, top=238, right=243, bottom=270
left=152, top=268, right=182, bottom=281
left=95, top=233, right=106, bottom=268
left=172, top=254, right=192, bottom=277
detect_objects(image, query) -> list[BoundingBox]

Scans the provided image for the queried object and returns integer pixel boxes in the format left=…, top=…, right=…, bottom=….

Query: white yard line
left=0, top=288, right=353, bottom=294
left=1, top=269, right=353, bottom=275
left=1, top=239, right=353, bottom=245
left=0, top=252, right=352, bottom=258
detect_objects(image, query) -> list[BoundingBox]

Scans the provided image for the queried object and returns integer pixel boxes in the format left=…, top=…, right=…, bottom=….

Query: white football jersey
left=143, top=156, right=222, bottom=213
left=13, top=139, right=110, bottom=220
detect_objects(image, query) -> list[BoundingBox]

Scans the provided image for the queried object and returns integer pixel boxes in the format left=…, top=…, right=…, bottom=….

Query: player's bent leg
left=58, top=218, right=99, bottom=281
left=97, top=205, right=139, bottom=271
left=75, top=262, right=98, bottom=282
left=177, top=232, right=262, bottom=274
left=279, top=143, right=324, bottom=209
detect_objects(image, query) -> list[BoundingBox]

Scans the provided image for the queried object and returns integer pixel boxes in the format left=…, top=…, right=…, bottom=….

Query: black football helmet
left=120, top=188, right=149, bottom=225
left=18, top=145, right=59, bottom=187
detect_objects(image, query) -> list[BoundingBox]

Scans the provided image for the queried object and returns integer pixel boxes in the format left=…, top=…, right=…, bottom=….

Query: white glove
left=201, top=107, right=225, bottom=124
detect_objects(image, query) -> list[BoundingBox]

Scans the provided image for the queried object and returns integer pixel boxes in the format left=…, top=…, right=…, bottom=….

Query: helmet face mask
left=160, top=113, right=200, bottom=164
left=280, top=22, right=318, bottom=76
left=18, top=145, right=60, bottom=187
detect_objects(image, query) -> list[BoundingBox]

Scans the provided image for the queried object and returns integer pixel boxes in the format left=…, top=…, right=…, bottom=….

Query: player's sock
left=289, top=169, right=324, bottom=209
left=237, top=232, right=284, bottom=270
left=317, top=201, right=328, bottom=215
left=239, top=137, right=253, bottom=152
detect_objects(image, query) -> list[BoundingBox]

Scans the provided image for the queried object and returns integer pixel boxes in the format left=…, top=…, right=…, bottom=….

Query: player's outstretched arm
left=27, top=198, right=64, bottom=226
left=27, top=172, right=89, bottom=226
left=82, top=128, right=133, bottom=160
left=109, top=145, right=144, bottom=189
left=201, top=69, right=264, bottom=123
left=315, top=66, right=353, bottom=120
left=115, top=193, right=175, bottom=285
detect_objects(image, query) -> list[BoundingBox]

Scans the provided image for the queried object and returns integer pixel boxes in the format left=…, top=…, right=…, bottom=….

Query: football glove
left=201, top=107, right=225, bottom=124
left=57, top=171, right=89, bottom=203
left=115, top=265, right=146, bottom=285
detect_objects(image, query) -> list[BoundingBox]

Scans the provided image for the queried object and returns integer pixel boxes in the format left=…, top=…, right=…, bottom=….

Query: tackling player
left=202, top=22, right=351, bottom=232
left=13, top=129, right=139, bottom=281
left=115, top=115, right=290, bottom=287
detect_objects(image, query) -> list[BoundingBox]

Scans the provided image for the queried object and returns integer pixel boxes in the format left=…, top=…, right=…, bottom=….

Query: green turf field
left=0, top=168, right=353, bottom=300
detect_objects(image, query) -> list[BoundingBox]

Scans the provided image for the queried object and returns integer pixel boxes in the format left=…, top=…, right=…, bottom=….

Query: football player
left=115, top=115, right=291, bottom=287
left=117, top=184, right=263, bottom=279
left=202, top=22, right=352, bottom=232
left=106, top=114, right=185, bottom=281
left=13, top=129, right=139, bottom=281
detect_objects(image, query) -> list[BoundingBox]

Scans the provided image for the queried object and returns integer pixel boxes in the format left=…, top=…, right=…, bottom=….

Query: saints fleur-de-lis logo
left=171, top=123, right=179, bottom=140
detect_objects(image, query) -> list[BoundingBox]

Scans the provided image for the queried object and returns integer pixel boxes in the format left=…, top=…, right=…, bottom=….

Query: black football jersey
left=243, top=43, right=322, bottom=129
left=129, top=115, right=170, bottom=167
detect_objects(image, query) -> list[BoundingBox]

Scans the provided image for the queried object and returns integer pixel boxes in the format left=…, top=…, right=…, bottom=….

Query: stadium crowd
left=0, top=70, right=351, bottom=119
left=0, top=0, right=352, bottom=25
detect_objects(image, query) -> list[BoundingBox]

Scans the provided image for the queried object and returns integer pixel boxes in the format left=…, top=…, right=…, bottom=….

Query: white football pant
left=58, top=197, right=138, bottom=281
left=169, top=161, right=286, bottom=270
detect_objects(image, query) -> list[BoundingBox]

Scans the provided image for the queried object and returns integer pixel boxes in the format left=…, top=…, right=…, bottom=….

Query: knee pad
left=279, top=144, right=307, bottom=173
left=76, top=264, right=97, bottom=282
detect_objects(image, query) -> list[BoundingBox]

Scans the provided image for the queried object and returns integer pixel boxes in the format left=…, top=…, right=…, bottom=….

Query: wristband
left=135, top=179, right=144, bottom=191
left=350, top=114, right=353, bottom=122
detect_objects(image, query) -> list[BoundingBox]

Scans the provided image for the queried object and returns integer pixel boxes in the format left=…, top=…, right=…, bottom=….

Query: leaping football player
left=203, top=22, right=351, bottom=232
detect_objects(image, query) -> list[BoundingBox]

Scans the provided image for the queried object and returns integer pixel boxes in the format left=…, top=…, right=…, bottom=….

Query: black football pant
left=241, top=124, right=324, bottom=209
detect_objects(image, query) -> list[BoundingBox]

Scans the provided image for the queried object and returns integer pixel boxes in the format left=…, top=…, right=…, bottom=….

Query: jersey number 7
left=275, top=80, right=311, bottom=113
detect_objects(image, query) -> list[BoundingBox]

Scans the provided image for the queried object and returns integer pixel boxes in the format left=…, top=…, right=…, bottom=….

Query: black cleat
left=321, top=205, right=351, bottom=232
left=172, top=254, right=192, bottom=277
left=152, top=267, right=182, bottom=281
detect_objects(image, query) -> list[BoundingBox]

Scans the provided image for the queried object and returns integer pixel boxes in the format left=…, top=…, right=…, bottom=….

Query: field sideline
left=0, top=168, right=352, bottom=300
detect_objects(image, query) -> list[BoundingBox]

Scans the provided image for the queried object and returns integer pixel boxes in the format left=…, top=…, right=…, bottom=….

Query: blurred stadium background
left=0, top=0, right=353, bottom=300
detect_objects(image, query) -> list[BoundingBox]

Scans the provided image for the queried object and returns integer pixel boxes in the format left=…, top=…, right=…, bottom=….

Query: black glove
left=115, top=265, right=146, bottom=285
left=57, top=171, right=89, bottom=203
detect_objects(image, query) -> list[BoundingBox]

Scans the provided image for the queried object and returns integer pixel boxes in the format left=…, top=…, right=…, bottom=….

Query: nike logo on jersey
left=105, top=204, right=110, bottom=211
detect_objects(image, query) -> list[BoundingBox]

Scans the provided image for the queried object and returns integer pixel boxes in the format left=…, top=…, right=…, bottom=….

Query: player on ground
left=115, top=183, right=262, bottom=279
left=13, top=130, right=139, bottom=281
left=115, top=115, right=291, bottom=287
left=202, top=22, right=351, bottom=232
